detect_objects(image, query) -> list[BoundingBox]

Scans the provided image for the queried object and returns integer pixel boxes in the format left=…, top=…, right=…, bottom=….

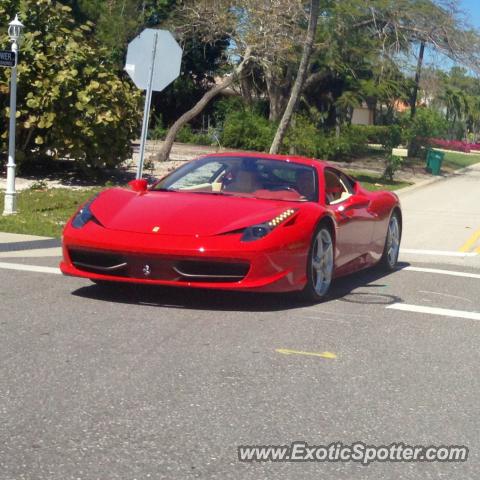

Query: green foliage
left=221, top=111, right=369, bottom=160
left=221, top=109, right=276, bottom=152
left=347, top=170, right=411, bottom=191
left=63, top=0, right=176, bottom=66
left=349, top=125, right=402, bottom=150
left=400, top=108, right=448, bottom=156
left=176, top=125, right=212, bottom=146
left=0, top=0, right=141, bottom=172
left=382, top=155, right=403, bottom=181
left=284, top=115, right=324, bottom=157
left=152, top=34, right=230, bottom=128
left=0, top=187, right=101, bottom=238
left=149, top=114, right=167, bottom=140
left=324, top=127, right=368, bottom=160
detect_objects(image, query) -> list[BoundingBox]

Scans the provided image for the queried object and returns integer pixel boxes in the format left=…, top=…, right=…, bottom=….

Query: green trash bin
left=426, top=149, right=444, bottom=175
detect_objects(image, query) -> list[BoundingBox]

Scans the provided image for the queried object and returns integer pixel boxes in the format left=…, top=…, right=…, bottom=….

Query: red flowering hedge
left=427, top=138, right=480, bottom=153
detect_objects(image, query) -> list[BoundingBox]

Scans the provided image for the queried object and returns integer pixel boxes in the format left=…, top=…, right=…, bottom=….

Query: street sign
left=124, top=29, right=183, bottom=179
left=125, top=29, right=182, bottom=92
left=0, top=50, right=16, bottom=67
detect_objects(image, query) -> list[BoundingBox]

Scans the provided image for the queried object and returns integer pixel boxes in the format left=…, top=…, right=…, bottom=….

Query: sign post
left=125, top=29, right=182, bottom=179
left=136, top=31, right=158, bottom=179
left=3, top=15, right=24, bottom=216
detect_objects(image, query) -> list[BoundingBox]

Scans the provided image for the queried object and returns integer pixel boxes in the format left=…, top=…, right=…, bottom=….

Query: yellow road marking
left=459, top=229, right=480, bottom=253
left=275, top=348, right=337, bottom=359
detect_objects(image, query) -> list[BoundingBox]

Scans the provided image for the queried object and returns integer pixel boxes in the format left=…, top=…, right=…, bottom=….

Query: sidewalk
left=0, top=232, right=61, bottom=258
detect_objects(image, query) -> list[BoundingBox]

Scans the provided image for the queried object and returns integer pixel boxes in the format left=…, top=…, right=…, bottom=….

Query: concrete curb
left=396, top=161, right=480, bottom=196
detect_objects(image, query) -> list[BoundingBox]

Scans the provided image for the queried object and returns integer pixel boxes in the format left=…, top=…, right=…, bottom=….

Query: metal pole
left=136, top=32, right=158, bottom=179
left=3, top=40, right=18, bottom=215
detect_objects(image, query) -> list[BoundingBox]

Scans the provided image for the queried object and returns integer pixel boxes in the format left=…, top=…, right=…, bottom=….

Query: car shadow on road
left=71, top=263, right=409, bottom=312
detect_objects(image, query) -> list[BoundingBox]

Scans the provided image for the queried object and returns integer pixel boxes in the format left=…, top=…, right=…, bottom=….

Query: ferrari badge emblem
left=143, top=264, right=152, bottom=277
left=152, top=226, right=160, bottom=233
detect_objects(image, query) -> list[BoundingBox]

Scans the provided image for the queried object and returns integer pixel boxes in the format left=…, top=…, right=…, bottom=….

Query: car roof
left=199, top=151, right=331, bottom=169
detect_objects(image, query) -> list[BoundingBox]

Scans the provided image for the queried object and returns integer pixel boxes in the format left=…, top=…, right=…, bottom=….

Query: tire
left=300, top=225, right=334, bottom=302
left=378, top=211, right=401, bottom=271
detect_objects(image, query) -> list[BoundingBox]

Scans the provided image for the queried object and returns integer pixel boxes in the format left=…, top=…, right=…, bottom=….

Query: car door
left=323, top=168, right=375, bottom=270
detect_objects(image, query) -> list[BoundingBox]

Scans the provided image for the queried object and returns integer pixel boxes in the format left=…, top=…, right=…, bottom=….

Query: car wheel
left=301, top=225, right=334, bottom=302
left=379, top=211, right=401, bottom=271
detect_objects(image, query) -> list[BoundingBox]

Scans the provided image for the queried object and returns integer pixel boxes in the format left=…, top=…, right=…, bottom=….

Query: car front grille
left=68, top=248, right=249, bottom=283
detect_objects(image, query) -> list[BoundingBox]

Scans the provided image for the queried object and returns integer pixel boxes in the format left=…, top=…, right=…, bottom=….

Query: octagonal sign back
left=125, top=29, right=182, bottom=92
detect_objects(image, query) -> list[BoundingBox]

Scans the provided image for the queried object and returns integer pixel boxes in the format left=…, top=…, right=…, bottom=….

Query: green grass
left=0, top=188, right=100, bottom=238
left=439, top=150, right=480, bottom=170
left=347, top=170, right=411, bottom=191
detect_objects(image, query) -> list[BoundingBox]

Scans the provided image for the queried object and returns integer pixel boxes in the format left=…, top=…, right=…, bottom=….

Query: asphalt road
left=1, top=168, right=480, bottom=480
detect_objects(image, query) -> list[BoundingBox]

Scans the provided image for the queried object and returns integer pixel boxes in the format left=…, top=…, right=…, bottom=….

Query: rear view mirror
left=128, top=179, right=148, bottom=192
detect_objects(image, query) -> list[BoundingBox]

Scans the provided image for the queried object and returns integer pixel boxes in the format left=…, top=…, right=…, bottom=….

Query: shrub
left=350, top=125, right=402, bottom=150
left=324, top=127, right=368, bottom=160
left=0, top=0, right=141, bottom=173
left=383, top=155, right=403, bottom=181
left=285, top=117, right=369, bottom=160
left=400, top=108, right=448, bottom=156
left=174, top=125, right=213, bottom=146
left=284, top=115, right=323, bottom=157
left=221, top=109, right=276, bottom=151
left=149, top=114, right=167, bottom=141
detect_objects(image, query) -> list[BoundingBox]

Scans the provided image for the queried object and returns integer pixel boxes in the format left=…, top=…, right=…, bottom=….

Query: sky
left=460, top=0, right=480, bottom=28
left=419, top=0, right=480, bottom=74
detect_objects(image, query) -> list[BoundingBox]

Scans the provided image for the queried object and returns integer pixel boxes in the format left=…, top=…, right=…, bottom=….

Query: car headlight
left=241, top=209, right=297, bottom=242
left=71, top=196, right=99, bottom=229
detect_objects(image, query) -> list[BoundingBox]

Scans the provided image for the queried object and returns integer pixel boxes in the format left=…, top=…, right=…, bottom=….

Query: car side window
left=324, top=169, right=354, bottom=205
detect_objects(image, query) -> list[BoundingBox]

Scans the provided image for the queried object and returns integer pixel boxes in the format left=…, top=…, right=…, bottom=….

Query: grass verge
left=439, top=150, right=480, bottom=170
left=0, top=188, right=100, bottom=238
left=347, top=170, right=412, bottom=191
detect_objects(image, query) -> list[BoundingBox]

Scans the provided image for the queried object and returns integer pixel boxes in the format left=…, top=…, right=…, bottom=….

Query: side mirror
left=346, top=195, right=370, bottom=209
left=128, top=179, right=148, bottom=193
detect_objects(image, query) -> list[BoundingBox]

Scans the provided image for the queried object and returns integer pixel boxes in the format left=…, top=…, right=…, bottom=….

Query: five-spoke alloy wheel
left=302, top=225, right=334, bottom=302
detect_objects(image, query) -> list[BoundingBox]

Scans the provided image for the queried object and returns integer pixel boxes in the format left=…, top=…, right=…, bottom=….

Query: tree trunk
left=269, top=0, right=320, bottom=154
left=154, top=48, right=252, bottom=162
left=265, top=68, right=291, bottom=122
left=410, top=40, right=425, bottom=118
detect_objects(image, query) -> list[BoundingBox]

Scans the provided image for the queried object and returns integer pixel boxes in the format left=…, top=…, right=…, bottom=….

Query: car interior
left=156, top=157, right=318, bottom=202
left=324, top=169, right=354, bottom=205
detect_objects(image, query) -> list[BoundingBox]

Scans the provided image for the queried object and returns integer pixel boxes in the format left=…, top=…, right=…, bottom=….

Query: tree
left=0, top=0, right=141, bottom=171
left=270, top=0, right=320, bottom=154
left=154, top=48, right=252, bottom=161
left=62, top=0, right=176, bottom=67
left=154, top=0, right=311, bottom=161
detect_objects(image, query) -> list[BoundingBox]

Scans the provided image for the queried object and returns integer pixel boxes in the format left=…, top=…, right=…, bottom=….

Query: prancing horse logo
left=143, top=264, right=151, bottom=277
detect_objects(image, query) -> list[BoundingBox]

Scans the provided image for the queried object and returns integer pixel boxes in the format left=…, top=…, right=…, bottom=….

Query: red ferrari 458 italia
left=60, top=153, right=402, bottom=301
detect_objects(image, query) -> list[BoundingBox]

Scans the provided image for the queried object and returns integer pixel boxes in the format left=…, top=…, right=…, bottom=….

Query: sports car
left=60, top=152, right=402, bottom=301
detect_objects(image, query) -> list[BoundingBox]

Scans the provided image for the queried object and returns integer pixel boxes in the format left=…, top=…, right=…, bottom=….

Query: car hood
left=90, top=188, right=301, bottom=236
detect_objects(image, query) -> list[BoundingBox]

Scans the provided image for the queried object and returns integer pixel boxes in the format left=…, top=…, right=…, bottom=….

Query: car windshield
left=153, top=156, right=318, bottom=202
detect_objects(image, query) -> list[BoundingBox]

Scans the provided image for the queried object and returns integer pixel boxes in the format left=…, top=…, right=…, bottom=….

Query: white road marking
left=0, top=247, right=62, bottom=258
left=419, top=290, right=473, bottom=303
left=0, top=262, right=61, bottom=275
left=387, top=303, right=480, bottom=321
left=402, top=266, right=480, bottom=279
left=400, top=248, right=478, bottom=257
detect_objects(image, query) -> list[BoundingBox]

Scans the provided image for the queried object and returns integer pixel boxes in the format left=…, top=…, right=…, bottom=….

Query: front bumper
left=60, top=222, right=309, bottom=293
